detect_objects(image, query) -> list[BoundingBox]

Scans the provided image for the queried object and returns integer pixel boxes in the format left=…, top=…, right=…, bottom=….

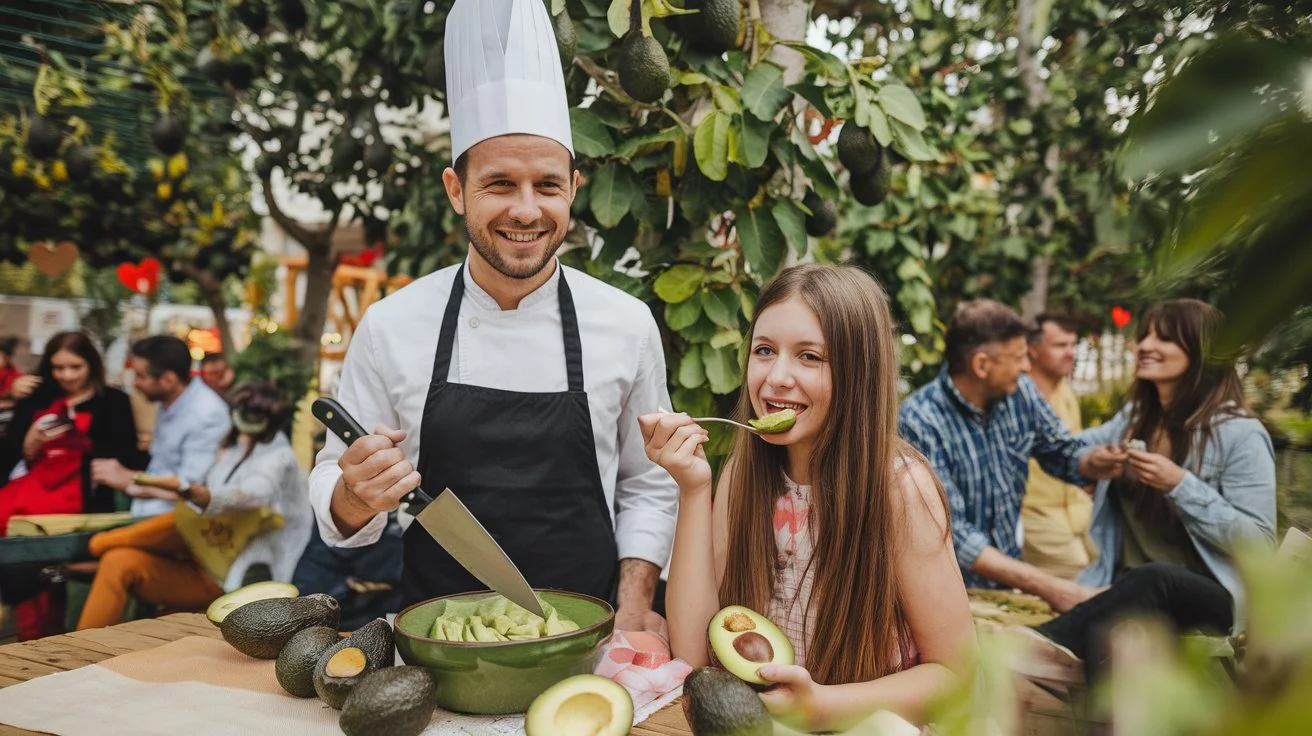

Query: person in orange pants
left=75, top=511, right=223, bottom=630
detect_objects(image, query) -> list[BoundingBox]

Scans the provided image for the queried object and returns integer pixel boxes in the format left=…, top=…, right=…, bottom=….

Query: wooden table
left=0, top=613, right=691, bottom=736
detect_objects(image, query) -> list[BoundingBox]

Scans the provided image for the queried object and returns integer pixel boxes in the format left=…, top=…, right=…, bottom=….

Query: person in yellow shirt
left=1021, top=314, right=1098, bottom=579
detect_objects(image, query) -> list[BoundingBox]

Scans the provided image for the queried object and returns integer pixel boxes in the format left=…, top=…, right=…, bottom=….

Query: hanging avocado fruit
left=551, top=10, right=577, bottom=69
left=26, top=115, right=62, bottom=160
left=836, top=121, right=882, bottom=175
left=679, top=0, right=741, bottom=54
left=681, top=667, right=772, bottom=736
left=706, top=605, right=795, bottom=688
left=619, top=33, right=671, bottom=103
left=802, top=189, right=837, bottom=236
left=850, top=150, right=892, bottom=206
left=150, top=116, right=187, bottom=155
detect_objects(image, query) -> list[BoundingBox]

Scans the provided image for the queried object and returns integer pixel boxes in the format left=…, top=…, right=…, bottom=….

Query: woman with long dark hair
left=1024, top=299, right=1277, bottom=683
left=0, top=331, right=145, bottom=639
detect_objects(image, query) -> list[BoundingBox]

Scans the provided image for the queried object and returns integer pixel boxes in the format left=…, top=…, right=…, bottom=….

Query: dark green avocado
left=313, top=618, right=396, bottom=709
left=619, top=33, right=672, bottom=103
left=681, top=666, right=772, bottom=736
left=275, top=626, right=340, bottom=698
left=338, top=666, right=436, bottom=736
left=219, top=593, right=341, bottom=659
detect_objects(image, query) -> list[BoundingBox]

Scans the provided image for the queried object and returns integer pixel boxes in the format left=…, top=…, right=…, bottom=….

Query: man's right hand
left=1039, top=576, right=1105, bottom=614
left=331, top=425, right=423, bottom=536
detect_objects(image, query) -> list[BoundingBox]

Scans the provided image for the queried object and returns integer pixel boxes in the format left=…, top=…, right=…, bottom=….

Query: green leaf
left=675, top=70, right=712, bottom=86
left=853, top=80, right=876, bottom=129
left=878, top=85, right=927, bottom=131
left=672, top=385, right=716, bottom=418
left=780, top=42, right=847, bottom=79
left=702, top=344, right=742, bottom=394
left=712, top=84, right=742, bottom=114
left=570, top=108, right=615, bottom=157
left=654, top=263, right=706, bottom=303
left=552, top=0, right=566, bottom=15
left=615, top=126, right=685, bottom=160
left=665, top=294, right=703, bottom=330
left=709, top=328, right=743, bottom=350
left=693, top=111, right=732, bottom=181
left=741, top=63, right=793, bottom=121
left=702, top=288, right=740, bottom=329
left=868, top=105, right=893, bottom=147
left=736, top=115, right=772, bottom=169
left=589, top=164, right=638, bottom=228
left=910, top=0, right=933, bottom=20
left=772, top=199, right=808, bottom=255
left=607, top=0, right=629, bottom=37
left=737, top=206, right=786, bottom=278
left=788, top=84, right=833, bottom=118
left=678, top=344, right=707, bottom=389
left=799, top=153, right=840, bottom=200
left=1008, top=118, right=1034, bottom=136
left=891, top=119, right=939, bottom=162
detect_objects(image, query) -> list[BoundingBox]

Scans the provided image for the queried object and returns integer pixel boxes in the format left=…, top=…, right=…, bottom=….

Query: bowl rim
left=392, top=588, right=615, bottom=648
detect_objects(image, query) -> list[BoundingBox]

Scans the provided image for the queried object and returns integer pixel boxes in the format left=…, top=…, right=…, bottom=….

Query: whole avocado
left=275, top=626, right=340, bottom=698
left=618, top=33, right=672, bottom=103
left=339, top=667, right=436, bottom=736
left=219, top=593, right=340, bottom=659
left=802, top=189, right=837, bottom=236
left=679, top=0, right=741, bottom=54
left=850, top=150, right=892, bottom=206
left=836, top=121, right=883, bottom=175
left=681, top=667, right=772, bottom=736
left=552, top=11, right=578, bottom=69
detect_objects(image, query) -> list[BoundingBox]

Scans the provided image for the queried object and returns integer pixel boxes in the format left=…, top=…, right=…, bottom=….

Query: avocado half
left=524, top=674, right=633, bottom=736
left=206, top=581, right=299, bottom=625
left=313, top=618, right=396, bottom=709
left=707, top=605, right=795, bottom=687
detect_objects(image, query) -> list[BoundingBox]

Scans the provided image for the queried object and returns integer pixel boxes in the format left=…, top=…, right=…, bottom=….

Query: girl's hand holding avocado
left=756, top=664, right=840, bottom=733
left=637, top=410, right=711, bottom=495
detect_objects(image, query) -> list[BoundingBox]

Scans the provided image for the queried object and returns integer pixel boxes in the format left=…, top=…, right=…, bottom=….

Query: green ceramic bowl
left=393, top=589, right=615, bottom=715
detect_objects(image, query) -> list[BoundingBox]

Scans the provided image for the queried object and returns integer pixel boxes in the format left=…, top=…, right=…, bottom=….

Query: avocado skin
left=680, top=0, right=740, bottom=54
left=220, top=594, right=341, bottom=659
left=339, top=666, right=436, bottom=736
left=619, top=34, right=672, bottom=103
left=313, top=618, right=396, bottom=709
left=836, top=122, right=883, bottom=176
left=850, top=151, right=892, bottom=206
left=275, top=626, right=340, bottom=697
left=802, top=189, right=838, bottom=236
left=681, top=667, right=772, bottom=736
left=552, top=11, right=578, bottom=68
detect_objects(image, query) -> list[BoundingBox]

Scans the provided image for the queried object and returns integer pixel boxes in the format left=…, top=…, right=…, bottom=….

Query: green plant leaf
left=868, top=104, right=893, bottom=147
left=788, top=84, right=833, bottom=118
left=741, top=63, right=793, bottom=121
left=694, top=110, right=731, bottom=181
left=570, top=107, right=615, bottom=157
left=891, top=119, right=938, bottom=162
left=702, top=343, right=742, bottom=394
left=607, top=0, right=629, bottom=37
left=702, top=287, right=740, bottom=328
left=678, top=343, right=707, bottom=389
left=712, top=84, right=742, bottom=114
left=780, top=42, right=847, bottom=79
left=772, top=199, right=808, bottom=255
left=675, top=70, right=712, bottom=86
left=709, top=328, right=742, bottom=350
left=665, top=294, right=703, bottom=330
left=589, top=163, right=638, bottom=228
left=552, top=0, right=566, bottom=15
left=736, top=115, right=772, bottom=169
left=878, top=84, right=926, bottom=131
left=654, top=263, right=705, bottom=303
left=615, top=126, right=686, bottom=160
left=799, top=153, right=840, bottom=200
left=737, top=205, right=786, bottom=278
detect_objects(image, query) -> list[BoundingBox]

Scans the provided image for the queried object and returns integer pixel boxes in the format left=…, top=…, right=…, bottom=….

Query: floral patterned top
left=765, top=474, right=920, bottom=672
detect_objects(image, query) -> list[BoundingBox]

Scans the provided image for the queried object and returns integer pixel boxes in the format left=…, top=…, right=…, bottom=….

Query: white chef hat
left=444, top=0, right=574, bottom=163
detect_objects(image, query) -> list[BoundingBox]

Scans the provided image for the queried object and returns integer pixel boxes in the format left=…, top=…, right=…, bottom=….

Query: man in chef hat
left=307, top=0, right=677, bottom=638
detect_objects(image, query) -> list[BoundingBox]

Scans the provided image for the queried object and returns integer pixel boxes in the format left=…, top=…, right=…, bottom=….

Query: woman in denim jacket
left=1031, top=299, right=1277, bottom=683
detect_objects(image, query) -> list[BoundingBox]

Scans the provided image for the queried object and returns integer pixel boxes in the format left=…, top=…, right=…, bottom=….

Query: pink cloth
left=595, top=630, right=693, bottom=712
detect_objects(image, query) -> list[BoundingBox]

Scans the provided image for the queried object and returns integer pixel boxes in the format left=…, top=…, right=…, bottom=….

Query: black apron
left=401, top=264, right=619, bottom=608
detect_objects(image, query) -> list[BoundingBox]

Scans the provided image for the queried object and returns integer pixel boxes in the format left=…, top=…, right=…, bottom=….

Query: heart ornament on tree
left=117, top=257, right=162, bottom=295
left=1111, top=305, right=1132, bottom=329
left=29, top=241, right=80, bottom=278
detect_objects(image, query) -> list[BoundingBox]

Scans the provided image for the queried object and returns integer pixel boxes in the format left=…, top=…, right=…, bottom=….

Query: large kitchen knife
left=311, top=397, right=546, bottom=619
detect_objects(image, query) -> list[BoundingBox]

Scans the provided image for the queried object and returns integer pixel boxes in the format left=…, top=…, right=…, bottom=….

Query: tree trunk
left=293, top=236, right=335, bottom=364
left=758, top=0, right=811, bottom=85
left=1016, top=0, right=1056, bottom=319
left=182, top=263, right=237, bottom=358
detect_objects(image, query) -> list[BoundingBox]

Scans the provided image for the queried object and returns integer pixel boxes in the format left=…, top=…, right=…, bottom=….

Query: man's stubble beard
left=466, top=217, right=566, bottom=281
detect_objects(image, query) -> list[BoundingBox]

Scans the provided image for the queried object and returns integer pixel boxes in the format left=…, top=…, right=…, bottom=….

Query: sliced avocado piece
left=313, top=619, right=396, bottom=709
left=682, top=667, right=771, bottom=736
left=525, top=674, right=633, bottom=736
left=707, top=605, right=795, bottom=687
left=219, top=593, right=340, bottom=659
left=206, top=581, right=299, bottom=625
left=747, top=409, right=797, bottom=433
left=339, top=666, right=436, bottom=736
left=275, top=626, right=340, bottom=698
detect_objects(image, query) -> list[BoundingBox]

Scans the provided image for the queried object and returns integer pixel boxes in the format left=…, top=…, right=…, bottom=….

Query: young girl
left=639, top=264, right=975, bottom=731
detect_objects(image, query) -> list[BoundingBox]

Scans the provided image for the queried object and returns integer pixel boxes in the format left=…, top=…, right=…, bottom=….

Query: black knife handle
left=310, top=397, right=434, bottom=506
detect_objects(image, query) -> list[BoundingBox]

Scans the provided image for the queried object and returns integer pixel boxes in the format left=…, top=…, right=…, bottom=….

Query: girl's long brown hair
left=718, top=264, right=943, bottom=686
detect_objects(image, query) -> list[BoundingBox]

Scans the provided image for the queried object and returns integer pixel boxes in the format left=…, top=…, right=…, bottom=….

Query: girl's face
left=1136, top=326, right=1190, bottom=384
left=51, top=349, right=90, bottom=395
left=746, top=295, right=832, bottom=448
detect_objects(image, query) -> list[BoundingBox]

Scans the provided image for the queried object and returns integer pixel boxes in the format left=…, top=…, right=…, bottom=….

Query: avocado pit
left=732, top=632, right=774, bottom=663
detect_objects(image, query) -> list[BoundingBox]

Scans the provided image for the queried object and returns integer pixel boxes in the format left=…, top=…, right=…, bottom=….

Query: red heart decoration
left=1111, top=305, right=1132, bottom=329
left=116, top=257, right=161, bottom=295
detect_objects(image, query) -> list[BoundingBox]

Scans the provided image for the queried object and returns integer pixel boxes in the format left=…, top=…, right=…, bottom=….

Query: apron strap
left=431, top=261, right=586, bottom=392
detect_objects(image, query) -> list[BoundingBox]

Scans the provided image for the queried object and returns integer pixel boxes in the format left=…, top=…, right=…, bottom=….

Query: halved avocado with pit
left=707, top=605, right=795, bottom=687
left=525, top=674, right=633, bottom=736
left=747, top=409, right=796, bottom=434
left=206, top=581, right=299, bottom=625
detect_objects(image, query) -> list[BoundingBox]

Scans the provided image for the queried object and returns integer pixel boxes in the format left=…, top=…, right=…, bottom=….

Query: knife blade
left=311, top=397, right=546, bottom=618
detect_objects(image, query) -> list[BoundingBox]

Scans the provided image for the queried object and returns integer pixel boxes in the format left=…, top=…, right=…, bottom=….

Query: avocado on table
left=275, top=626, right=340, bottom=698
left=314, top=618, right=396, bottom=709
left=206, top=581, right=300, bottom=625
left=525, top=674, right=634, bottom=736
left=681, top=667, right=772, bottom=736
left=219, top=593, right=340, bottom=659
left=339, top=666, right=436, bottom=736
left=706, top=605, right=795, bottom=687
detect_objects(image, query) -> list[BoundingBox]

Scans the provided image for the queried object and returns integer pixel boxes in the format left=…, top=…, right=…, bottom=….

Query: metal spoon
left=692, top=416, right=767, bottom=435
